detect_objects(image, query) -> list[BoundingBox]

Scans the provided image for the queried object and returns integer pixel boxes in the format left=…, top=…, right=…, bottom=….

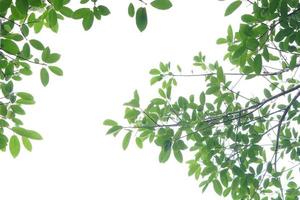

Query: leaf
left=216, top=38, right=227, bottom=44
left=1, top=39, right=20, bottom=55
left=82, top=10, right=94, bottom=31
left=49, top=66, right=63, bottom=76
left=103, top=119, right=118, bottom=126
left=0, top=0, right=12, bottom=13
left=40, top=68, right=49, bottom=87
left=136, top=7, right=148, bottom=32
left=29, top=39, right=44, bottom=50
left=22, top=137, right=32, bottom=152
left=225, top=0, right=242, bottom=16
left=0, top=134, right=8, bottom=149
left=159, top=147, right=171, bottom=163
left=217, top=67, right=225, bottom=83
left=213, top=180, right=223, bottom=195
left=135, top=137, right=143, bottom=149
left=124, top=90, right=140, bottom=107
left=97, top=5, right=110, bottom=16
left=122, top=132, right=132, bottom=150
left=12, top=127, right=43, bottom=140
left=253, top=54, right=262, bottom=74
left=48, top=9, right=58, bottom=28
left=128, top=3, right=135, bottom=17
left=173, top=150, right=183, bottom=163
left=151, top=0, right=172, bottom=10
left=9, top=135, right=20, bottom=158
left=16, top=0, right=28, bottom=15
left=106, top=125, right=122, bottom=135
left=11, top=105, right=25, bottom=115
left=52, top=0, right=64, bottom=10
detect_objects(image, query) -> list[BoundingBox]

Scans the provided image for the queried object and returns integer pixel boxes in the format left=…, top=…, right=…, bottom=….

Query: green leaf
left=17, top=92, right=34, bottom=100
left=135, top=137, right=143, bottom=149
left=136, top=7, right=147, bottom=32
left=128, top=3, right=135, bottom=17
left=22, top=137, right=32, bottom=152
left=217, top=67, right=225, bottom=83
left=9, top=135, right=20, bottom=158
left=0, top=0, right=12, bottom=13
left=213, top=180, right=223, bottom=195
left=151, top=0, right=172, bottom=10
left=159, top=147, right=171, bottom=163
left=173, top=150, right=183, bottom=163
left=225, top=1, right=242, bottom=16
left=103, top=119, right=118, bottom=126
left=122, top=132, right=132, bottom=150
left=106, top=125, right=122, bottom=135
left=29, top=39, right=44, bottom=50
left=16, top=0, right=28, bottom=15
left=82, top=10, right=94, bottom=31
left=97, top=5, right=110, bottom=16
left=12, top=127, right=43, bottom=140
left=52, top=0, right=64, bottom=10
left=28, top=0, right=42, bottom=7
left=11, top=105, right=25, bottom=115
left=49, top=66, right=63, bottom=76
left=1, top=39, right=20, bottom=55
left=40, top=68, right=49, bottom=87
left=263, top=89, right=271, bottom=98
left=216, top=38, right=227, bottom=44
left=73, top=8, right=90, bottom=19
left=48, top=9, right=58, bottom=28
left=124, top=90, right=140, bottom=107
left=0, top=134, right=8, bottom=149
left=253, top=54, right=262, bottom=74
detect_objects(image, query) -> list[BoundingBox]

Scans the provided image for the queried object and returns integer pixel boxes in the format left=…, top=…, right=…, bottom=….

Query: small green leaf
left=1, top=39, right=20, bottom=55
left=128, top=3, right=135, bottom=17
left=9, top=135, right=20, bottom=158
left=52, top=0, right=64, bottom=10
left=253, top=54, right=262, bottom=74
left=98, top=5, right=110, bottom=16
left=213, top=180, right=223, bottom=196
left=103, top=119, right=118, bottom=126
left=48, top=9, right=58, bottom=28
left=29, top=39, right=44, bottom=50
left=16, top=0, right=29, bottom=15
left=49, top=66, right=63, bottom=76
left=151, top=0, right=172, bottom=10
left=22, top=137, right=32, bottom=152
left=136, top=7, right=147, bottom=32
left=82, top=10, right=94, bottom=31
left=225, top=0, right=242, bottom=16
left=122, top=132, right=132, bottom=150
left=11, top=105, right=25, bottom=115
left=40, top=68, right=49, bottom=87
left=12, top=127, right=43, bottom=140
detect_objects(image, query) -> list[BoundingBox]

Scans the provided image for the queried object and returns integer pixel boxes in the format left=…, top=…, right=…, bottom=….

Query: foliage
left=105, top=0, right=300, bottom=199
left=0, top=0, right=172, bottom=157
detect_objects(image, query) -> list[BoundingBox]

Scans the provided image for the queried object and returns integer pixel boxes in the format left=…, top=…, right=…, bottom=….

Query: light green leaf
left=12, top=127, right=43, bottom=140
left=151, top=0, right=172, bottom=10
left=128, top=3, right=135, bottom=17
left=225, top=1, right=242, bottom=16
left=122, top=132, right=132, bottom=150
left=22, top=137, right=32, bottom=152
left=9, top=135, right=20, bottom=158
left=40, top=68, right=49, bottom=87
left=48, top=66, right=63, bottom=76
left=213, top=179, right=223, bottom=196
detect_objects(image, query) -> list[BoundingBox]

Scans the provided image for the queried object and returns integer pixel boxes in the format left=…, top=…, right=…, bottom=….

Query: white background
left=0, top=1, right=244, bottom=199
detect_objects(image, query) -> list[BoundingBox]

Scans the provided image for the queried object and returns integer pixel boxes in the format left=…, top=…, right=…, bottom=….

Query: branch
left=274, top=90, right=300, bottom=171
